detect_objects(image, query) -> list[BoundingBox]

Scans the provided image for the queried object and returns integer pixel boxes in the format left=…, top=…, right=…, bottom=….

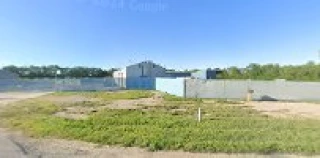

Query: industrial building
left=113, top=61, right=167, bottom=78
left=113, top=61, right=218, bottom=79
left=113, top=61, right=167, bottom=89
left=191, top=69, right=217, bottom=79
left=112, top=61, right=218, bottom=89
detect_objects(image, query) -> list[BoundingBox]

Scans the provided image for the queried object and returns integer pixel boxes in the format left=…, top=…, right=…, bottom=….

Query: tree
left=217, top=61, right=320, bottom=81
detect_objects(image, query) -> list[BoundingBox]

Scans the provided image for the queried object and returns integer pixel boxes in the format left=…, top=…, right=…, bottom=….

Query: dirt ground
left=0, top=92, right=320, bottom=158
left=244, top=101, right=320, bottom=119
left=0, top=92, right=51, bottom=106
left=51, top=93, right=164, bottom=120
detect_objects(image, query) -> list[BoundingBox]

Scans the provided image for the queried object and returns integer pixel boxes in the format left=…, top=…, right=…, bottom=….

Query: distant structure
left=113, top=60, right=167, bottom=78
left=113, top=61, right=219, bottom=79
left=113, top=61, right=168, bottom=89
left=165, top=71, right=191, bottom=78
left=0, top=70, right=19, bottom=79
left=191, top=69, right=217, bottom=79
left=112, top=61, right=219, bottom=89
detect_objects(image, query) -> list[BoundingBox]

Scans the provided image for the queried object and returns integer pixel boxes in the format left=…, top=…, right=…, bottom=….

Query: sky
left=0, top=0, right=320, bottom=70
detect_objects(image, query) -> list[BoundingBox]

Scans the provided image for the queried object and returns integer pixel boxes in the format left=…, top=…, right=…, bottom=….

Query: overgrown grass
left=1, top=93, right=320, bottom=154
left=163, top=94, right=198, bottom=102
left=0, top=99, right=60, bottom=118
left=53, top=90, right=154, bottom=101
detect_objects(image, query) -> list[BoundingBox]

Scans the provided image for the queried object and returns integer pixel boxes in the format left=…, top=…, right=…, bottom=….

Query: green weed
left=54, top=90, right=154, bottom=101
left=1, top=93, right=320, bottom=154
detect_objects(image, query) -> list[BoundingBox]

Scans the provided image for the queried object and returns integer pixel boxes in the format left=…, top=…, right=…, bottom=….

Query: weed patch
left=53, top=91, right=154, bottom=101
left=1, top=93, right=320, bottom=154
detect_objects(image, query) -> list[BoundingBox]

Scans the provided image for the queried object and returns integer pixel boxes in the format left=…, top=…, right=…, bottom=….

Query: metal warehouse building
left=113, top=60, right=167, bottom=78
left=113, top=61, right=219, bottom=89
left=113, top=61, right=168, bottom=89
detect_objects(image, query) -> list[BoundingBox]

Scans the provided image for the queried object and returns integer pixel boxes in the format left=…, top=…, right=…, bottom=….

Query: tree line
left=217, top=61, right=320, bottom=81
left=2, top=65, right=118, bottom=78
left=2, top=62, right=320, bottom=81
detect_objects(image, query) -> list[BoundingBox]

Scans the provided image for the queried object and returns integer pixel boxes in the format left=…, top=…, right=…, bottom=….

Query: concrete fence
left=0, top=78, right=119, bottom=92
left=2, top=77, right=320, bottom=101
left=0, top=77, right=156, bottom=92
left=156, top=78, right=185, bottom=96
left=155, top=78, right=320, bottom=101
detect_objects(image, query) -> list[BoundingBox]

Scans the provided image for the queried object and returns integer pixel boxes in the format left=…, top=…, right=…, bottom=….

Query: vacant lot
left=0, top=91, right=320, bottom=156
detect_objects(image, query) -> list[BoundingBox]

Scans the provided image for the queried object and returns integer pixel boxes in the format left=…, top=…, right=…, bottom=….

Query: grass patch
left=1, top=93, right=320, bottom=154
left=213, top=99, right=243, bottom=104
left=0, top=99, right=60, bottom=118
left=53, top=90, right=154, bottom=101
left=163, top=94, right=198, bottom=102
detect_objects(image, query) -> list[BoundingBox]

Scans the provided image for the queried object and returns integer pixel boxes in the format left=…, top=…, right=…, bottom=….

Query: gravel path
left=0, top=92, right=50, bottom=158
left=0, top=130, right=27, bottom=158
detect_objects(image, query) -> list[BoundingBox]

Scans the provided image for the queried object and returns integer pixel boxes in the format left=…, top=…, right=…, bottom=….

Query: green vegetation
left=217, top=61, right=320, bottom=81
left=163, top=94, right=199, bottom=102
left=1, top=92, right=320, bottom=154
left=84, top=91, right=154, bottom=100
left=3, top=61, right=320, bottom=81
left=54, top=90, right=154, bottom=100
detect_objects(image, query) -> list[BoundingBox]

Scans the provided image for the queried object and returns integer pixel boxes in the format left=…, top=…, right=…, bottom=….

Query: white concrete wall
left=113, top=69, right=126, bottom=78
left=185, top=79, right=320, bottom=101
left=156, top=78, right=185, bottom=97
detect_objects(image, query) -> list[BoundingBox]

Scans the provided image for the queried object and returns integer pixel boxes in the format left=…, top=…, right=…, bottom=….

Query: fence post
left=223, top=79, right=226, bottom=100
left=196, top=95, right=202, bottom=122
left=246, top=79, right=253, bottom=102
left=183, top=78, right=187, bottom=98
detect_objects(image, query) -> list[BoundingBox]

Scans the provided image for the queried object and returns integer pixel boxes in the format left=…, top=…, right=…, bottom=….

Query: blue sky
left=0, top=0, right=320, bottom=70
